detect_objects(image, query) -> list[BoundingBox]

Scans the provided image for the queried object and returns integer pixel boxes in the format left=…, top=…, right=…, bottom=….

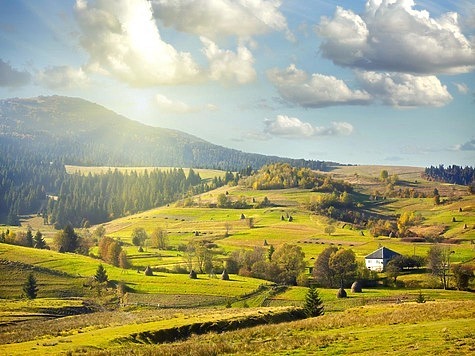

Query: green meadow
left=1, top=164, right=475, bottom=355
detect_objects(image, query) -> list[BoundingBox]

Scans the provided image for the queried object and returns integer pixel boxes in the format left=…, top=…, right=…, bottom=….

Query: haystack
left=351, top=281, right=362, bottom=293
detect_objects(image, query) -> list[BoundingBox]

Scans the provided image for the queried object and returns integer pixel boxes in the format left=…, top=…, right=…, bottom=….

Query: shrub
left=416, top=291, right=426, bottom=303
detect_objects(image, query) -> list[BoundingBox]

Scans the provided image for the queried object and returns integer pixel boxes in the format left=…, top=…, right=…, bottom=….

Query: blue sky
left=1, top=0, right=474, bottom=167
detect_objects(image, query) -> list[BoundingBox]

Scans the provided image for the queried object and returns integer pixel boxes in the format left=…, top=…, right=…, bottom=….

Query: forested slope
left=0, top=96, right=329, bottom=171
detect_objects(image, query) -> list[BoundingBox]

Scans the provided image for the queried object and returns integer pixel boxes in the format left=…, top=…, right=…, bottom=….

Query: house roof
left=365, top=247, right=401, bottom=260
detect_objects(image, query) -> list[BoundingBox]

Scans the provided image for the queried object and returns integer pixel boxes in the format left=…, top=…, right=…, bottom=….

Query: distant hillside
left=0, top=96, right=330, bottom=171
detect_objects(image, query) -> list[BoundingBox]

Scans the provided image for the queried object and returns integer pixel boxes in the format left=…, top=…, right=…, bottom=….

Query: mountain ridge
left=0, top=95, right=330, bottom=170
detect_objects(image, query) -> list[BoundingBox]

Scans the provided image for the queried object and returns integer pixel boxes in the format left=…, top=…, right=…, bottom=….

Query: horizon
left=0, top=0, right=474, bottom=167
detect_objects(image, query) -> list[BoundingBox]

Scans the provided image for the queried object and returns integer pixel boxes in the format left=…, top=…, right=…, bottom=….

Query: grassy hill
left=1, top=164, right=474, bottom=355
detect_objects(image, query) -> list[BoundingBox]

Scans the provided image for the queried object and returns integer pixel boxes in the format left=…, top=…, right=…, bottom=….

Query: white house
left=365, top=247, right=401, bottom=272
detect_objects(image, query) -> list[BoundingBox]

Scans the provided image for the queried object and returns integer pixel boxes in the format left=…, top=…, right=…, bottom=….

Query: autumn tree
left=118, top=250, right=129, bottom=269
left=427, top=245, right=453, bottom=289
left=150, top=227, right=168, bottom=249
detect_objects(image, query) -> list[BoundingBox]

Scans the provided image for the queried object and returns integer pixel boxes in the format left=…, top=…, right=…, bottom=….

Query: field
left=1, top=164, right=475, bottom=355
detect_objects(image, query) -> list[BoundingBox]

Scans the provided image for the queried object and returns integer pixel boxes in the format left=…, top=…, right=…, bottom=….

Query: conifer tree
left=304, top=286, right=324, bottom=317
left=95, top=264, right=108, bottom=283
left=33, top=230, right=47, bottom=249
left=23, top=273, right=38, bottom=299
left=25, top=228, right=33, bottom=247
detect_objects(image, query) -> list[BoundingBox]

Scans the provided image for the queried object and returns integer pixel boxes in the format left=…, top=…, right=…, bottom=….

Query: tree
left=304, top=286, right=324, bottom=317
left=23, top=273, right=38, bottom=299
left=427, top=245, right=452, bottom=289
left=268, top=244, right=275, bottom=261
left=150, top=227, right=168, bottom=249
left=217, top=193, right=230, bottom=208
left=224, top=222, right=232, bottom=237
left=452, top=264, right=474, bottom=291
left=385, top=260, right=401, bottom=283
left=118, top=250, right=129, bottom=269
left=93, top=225, right=106, bottom=240
left=271, top=244, right=306, bottom=285
left=25, top=228, right=33, bottom=247
left=107, top=241, right=122, bottom=267
left=131, top=227, right=148, bottom=247
left=380, top=170, right=389, bottom=181
left=94, top=264, right=108, bottom=283
left=53, top=224, right=79, bottom=252
left=329, top=248, right=357, bottom=288
left=313, top=246, right=338, bottom=288
left=33, top=230, right=47, bottom=249
left=324, top=225, right=336, bottom=236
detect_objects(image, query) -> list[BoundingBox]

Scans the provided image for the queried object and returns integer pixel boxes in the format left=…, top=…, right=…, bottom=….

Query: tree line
left=46, top=167, right=208, bottom=228
left=424, top=165, right=474, bottom=186
left=0, top=146, right=224, bottom=228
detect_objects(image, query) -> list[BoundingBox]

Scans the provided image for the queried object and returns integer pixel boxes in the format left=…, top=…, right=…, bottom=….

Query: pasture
left=1, top=164, right=475, bottom=355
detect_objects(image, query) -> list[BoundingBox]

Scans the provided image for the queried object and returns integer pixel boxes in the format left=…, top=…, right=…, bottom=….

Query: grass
left=2, top=165, right=475, bottom=354
left=36, top=299, right=471, bottom=355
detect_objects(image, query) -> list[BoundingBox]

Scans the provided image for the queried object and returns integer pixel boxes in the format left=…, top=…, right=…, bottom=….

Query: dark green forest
left=0, top=144, right=224, bottom=228
left=424, top=165, right=474, bottom=186
left=0, top=95, right=333, bottom=228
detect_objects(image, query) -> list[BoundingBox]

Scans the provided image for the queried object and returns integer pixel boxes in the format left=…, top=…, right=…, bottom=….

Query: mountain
left=0, top=96, right=330, bottom=171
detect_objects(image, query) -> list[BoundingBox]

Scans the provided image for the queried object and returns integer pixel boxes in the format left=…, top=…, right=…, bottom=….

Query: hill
left=1, top=164, right=475, bottom=354
left=0, top=95, right=329, bottom=171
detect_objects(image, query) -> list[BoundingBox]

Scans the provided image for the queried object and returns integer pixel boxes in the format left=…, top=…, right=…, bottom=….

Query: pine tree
left=33, top=230, right=47, bottom=249
left=25, top=229, right=33, bottom=247
left=94, top=264, right=108, bottom=283
left=304, top=286, right=324, bottom=317
left=23, top=273, right=38, bottom=299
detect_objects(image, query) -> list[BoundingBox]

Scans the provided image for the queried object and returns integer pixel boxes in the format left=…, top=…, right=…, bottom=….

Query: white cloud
left=74, top=0, right=200, bottom=86
left=267, top=64, right=371, bottom=107
left=454, top=139, right=475, bottom=151
left=356, top=71, right=452, bottom=108
left=454, top=82, right=469, bottom=94
left=0, top=59, right=31, bottom=87
left=263, top=115, right=353, bottom=138
left=201, top=37, right=256, bottom=84
left=151, top=0, right=293, bottom=41
left=317, top=1, right=475, bottom=74
left=155, top=94, right=217, bottom=114
left=37, top=66, right=89, bottom=89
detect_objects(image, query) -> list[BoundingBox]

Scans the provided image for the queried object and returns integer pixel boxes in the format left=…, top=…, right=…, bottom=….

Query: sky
left=0, top=0, right=474, bottom=167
